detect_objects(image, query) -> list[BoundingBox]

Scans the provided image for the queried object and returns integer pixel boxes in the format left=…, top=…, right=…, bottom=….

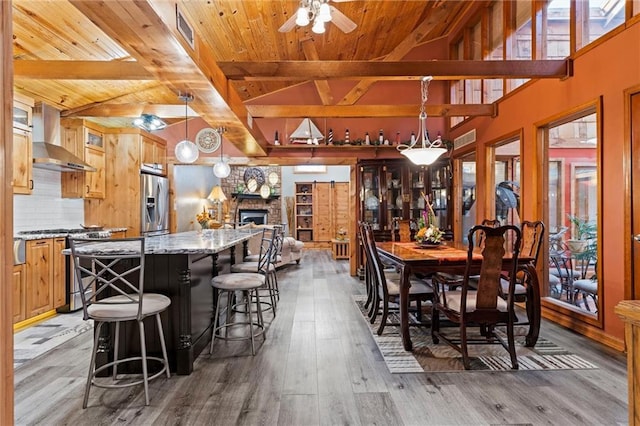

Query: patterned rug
left=355, top=297, right=598, bottom=373
left=14, top=312, right=93, bottom=370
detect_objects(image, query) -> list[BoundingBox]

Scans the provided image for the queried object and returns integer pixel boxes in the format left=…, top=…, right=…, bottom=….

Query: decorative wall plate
left=244, top=167, right=266, bottom=189
left=195, top=127, right=221, bottom=153
left=246, top=178, right=258, bottom=193
left=268, top=171, right=279, bottom=186
left=260, top=184, right=271, bottom=199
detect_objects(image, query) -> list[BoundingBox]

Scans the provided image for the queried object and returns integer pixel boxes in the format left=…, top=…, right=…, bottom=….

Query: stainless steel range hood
left=32, top=103, right=96, bottom=172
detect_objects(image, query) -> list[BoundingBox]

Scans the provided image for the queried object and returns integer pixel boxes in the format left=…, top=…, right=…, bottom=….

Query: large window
left=484, top=1, right=504, bottom=103
left=579, top=0, right=626, bottom=49
left=459, top=153, right=477, bottom=242
left=543, top=108, right=600, bottom=318
left=507, top=0, right=532, bottom=92
left=493, top=139, right=521, bottom=226
left=542, top=0, right=571, bottom=59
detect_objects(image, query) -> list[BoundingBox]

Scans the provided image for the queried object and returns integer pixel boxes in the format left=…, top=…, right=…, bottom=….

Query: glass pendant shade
left=312, top=18, right=325, bottom=34
left=296, top=6, right=310, bottom=26
left=400, top=146, right=447, bottom=165
left=213, top=160, right=231, bottom=178
left=175, top=139, right=199, bottom=163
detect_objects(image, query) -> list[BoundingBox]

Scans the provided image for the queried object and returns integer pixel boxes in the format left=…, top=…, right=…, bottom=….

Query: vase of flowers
left=415, top=193, right=443, bottom=245
left=196, top=207, right=215, bottom=230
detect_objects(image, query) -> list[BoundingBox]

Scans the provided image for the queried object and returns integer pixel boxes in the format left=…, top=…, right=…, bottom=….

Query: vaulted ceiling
left=12, top=0, right=570, bottom=158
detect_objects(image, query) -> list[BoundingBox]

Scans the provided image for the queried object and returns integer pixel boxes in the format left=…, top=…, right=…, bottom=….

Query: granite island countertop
left=63, top=229, right=262, bottom=256
left=16, top=227, right=129, bottom=241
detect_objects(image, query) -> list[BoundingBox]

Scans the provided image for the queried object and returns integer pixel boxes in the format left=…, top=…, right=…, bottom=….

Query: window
left=459, top=153, right=477, bottom=243
left=543, top=108, right=600, bottom=318
left=542, top=0, right=571, bottom=59
left=579, top=0, right=626, bottom=49
left=507, top=0, right=532, bottom=91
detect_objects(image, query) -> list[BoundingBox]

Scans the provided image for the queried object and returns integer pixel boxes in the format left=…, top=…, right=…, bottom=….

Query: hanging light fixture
left=396, top=76, right=446, bottom=166
left=174, top=93, right=199, bottom=164
left=212, top=127, right=231, bottom=178
left=295, top=0, right=331, bottom=34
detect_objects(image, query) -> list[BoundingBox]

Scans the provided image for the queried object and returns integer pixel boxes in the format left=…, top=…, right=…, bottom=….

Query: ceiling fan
left=278, top=0, right=357, bottom=34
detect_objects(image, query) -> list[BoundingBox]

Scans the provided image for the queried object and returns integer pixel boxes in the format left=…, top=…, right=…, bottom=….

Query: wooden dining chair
left=431, top=225, right=522, bottom=370
left=362, top=223, right=434, bottom=334
left=499, top=221, right=545, bottom=329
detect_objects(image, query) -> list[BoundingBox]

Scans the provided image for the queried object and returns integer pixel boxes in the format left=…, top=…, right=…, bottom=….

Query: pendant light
left=396, top=76, right=446, bottom=165
left=174, top=93, right=199, bottom=163
left=212, top=127, right=231, bottom=178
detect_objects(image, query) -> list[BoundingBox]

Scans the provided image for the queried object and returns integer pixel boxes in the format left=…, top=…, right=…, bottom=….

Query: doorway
left=630, top=90, right=640, bottom=299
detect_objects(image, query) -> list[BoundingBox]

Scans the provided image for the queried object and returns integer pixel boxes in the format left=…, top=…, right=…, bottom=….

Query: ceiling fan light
left=312, top=18, right=325, bottom=34
left=175, top=140, right=199, bottom=163
left=296, top=6, right=310, bottom=26
left=318, top=2, right=331, bottom=22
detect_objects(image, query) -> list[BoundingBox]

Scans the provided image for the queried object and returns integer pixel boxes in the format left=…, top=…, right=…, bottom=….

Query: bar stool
left=210, top=273, right=266, bottom=355
left=68, top=237, right=171, bottom=408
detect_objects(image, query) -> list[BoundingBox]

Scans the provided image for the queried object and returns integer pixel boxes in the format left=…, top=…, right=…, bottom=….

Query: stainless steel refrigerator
left=141, top=173, right=170, bottom=236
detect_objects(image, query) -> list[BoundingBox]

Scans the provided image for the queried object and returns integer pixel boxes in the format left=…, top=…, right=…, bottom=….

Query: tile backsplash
left=13, top=168, right=84, bottom=232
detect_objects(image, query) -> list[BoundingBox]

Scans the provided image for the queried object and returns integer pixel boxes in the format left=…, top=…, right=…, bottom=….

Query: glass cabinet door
left=384, top=164, right=404, bottom=230
left=409, top=166, right=427, bottom=223
left=360, top=165, right=382, bottom=230
left=429, top=161, right=451, bottom=230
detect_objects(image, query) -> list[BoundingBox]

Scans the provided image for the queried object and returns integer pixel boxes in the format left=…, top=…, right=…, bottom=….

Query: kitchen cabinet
left=52, top=237, right=66, bottom=309
left=25, top=239, right=54, bottom=318
left=13, top=264, right=26, bottom=324
left=295, top=181, right=350, bottom=245
left=60, top=118, right=106, bottom=199
left=140, top=133, right=167, bottom=175
left=12, top=94, right=34, bottom=194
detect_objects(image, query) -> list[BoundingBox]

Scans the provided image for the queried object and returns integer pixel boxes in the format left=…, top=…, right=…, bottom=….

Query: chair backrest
left=476, top=218, right=500, bottom=248
left=257, top=227, right=278, bottom=273
left=392, top=218, right=413, bottom=242
left=361, top=223, right=390, bottom=299
left=520, top=220, right=545, bottom=266
left=69, top=237, right=145, bottom=321
left=463, top=225, right=522, bottom=311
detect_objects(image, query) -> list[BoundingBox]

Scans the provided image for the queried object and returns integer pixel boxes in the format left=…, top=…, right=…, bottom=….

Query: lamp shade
left=207, top=185, right=227, bottom=202
left=175, top=139, right=199, bottom=163
left=213, top=160, right=231, bottom=178
left=400, top=147, right=446, bottom=166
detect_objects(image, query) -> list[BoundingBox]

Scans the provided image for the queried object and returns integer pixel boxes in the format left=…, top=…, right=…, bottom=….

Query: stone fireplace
left=239, top=209, right=268, bottom=225
left=220, top=166, right=282, bottom=226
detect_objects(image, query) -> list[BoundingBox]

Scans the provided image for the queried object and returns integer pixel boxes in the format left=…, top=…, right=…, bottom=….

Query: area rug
left=14, top=312, right=93, bottom=370
left=354, top=296, right=598, bottom=373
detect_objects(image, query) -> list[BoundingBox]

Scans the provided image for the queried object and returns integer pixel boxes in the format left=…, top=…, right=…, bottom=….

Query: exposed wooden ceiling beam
left=219, top=60, right=572, bottom=81
left=301, top=40, right=333, bottom=105
left=14, top=60, right=153, bottom=80
left=247, top=104, right=496, bottom=118
left=62, top=103, right=199, bottom=118
left=69, top=0, right=266, bottom=156
left=339, top=1, right=461, bottom=105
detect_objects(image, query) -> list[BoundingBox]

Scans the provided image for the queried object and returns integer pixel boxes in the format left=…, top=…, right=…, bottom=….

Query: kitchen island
left=72, top=229, right=262, bottom=375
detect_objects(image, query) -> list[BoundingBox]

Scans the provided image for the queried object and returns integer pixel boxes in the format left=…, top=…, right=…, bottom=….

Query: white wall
left=280, top=165, right=350, bottom=197
left=13, top=168, right=84, bottom=232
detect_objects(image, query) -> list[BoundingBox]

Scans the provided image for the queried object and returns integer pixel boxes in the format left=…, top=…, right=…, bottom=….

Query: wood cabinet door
left=154, top=140, right=167, bottom=173
left=26, top=239, right=54, bottom=318
left=12, top=128, right=32, bottom=194
left=52, top=238, right=66, bottom=309
left=84, top=145, right=106, bottom=199
left=140, top=135, right=155, bottom=165
left=314, top=183, right=332, bottom=242
left=13, top=265, right=26, bottom=323
left=61, top=123, right=84, bottom=198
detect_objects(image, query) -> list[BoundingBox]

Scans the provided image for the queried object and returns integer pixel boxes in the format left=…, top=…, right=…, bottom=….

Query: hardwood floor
left=14, top=250, right=628, bottom=425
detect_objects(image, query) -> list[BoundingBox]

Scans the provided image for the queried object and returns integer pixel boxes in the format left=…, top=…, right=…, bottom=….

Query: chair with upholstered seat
left=431, top=225, right=522, bottom=370
left=362, top=222, right=434, bottom=334
left=68, top=237, right=171, bottom=408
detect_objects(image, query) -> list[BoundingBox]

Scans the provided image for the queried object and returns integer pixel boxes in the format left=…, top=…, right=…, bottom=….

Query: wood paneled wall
left=1, top=2, right=14, bottom=423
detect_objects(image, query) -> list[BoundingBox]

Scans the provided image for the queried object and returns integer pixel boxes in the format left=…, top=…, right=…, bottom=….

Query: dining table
left=375, top=241, right=541, bottom=351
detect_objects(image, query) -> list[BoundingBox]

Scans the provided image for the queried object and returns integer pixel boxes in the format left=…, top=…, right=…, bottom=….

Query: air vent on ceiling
left=453, top=129, right=476, bottom=150
left=176, top=6, right=195, bottom=50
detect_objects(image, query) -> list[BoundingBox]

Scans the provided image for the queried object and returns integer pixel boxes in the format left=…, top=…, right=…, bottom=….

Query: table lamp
left=207, top=185, right=227, bottom=225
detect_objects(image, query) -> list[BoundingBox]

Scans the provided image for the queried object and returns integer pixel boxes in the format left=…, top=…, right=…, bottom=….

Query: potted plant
left=566, top=214, right=596, bottom=254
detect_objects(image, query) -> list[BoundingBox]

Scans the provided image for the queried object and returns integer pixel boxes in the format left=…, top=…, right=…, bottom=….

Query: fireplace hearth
left=239, top=209, right=268, bottom=225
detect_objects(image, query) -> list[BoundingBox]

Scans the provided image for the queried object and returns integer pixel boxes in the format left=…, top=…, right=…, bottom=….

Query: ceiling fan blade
left=329, top=6, right=357, bottom=33
left=278, top=15, right=297, bottom=32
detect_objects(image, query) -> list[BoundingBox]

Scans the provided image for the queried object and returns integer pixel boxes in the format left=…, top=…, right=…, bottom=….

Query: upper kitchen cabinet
left=60, top=118, right=106, bottom=199
left=12, top=94, right=34, bottom=194
left=140, top=133, right=167, bottom=175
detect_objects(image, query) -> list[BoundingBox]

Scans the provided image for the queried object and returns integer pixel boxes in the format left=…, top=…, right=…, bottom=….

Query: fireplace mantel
left=231, top=193, right=280, bottom=203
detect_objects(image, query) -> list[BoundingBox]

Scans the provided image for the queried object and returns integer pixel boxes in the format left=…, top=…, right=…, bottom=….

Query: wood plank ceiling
left=11, top=0, right=569, bottom=157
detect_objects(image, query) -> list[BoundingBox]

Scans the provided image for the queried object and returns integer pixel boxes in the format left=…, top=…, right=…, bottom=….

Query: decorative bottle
left=410, top=131, right=417, bottom=145
left=395, top=131, right=401, bottom=146
left=378, top=129, right=384, bottom=145
left=345, top=128, right=350, bottom=145
left=364, top=132, right=370, bottom=145
left=274, top=130, right=280, bottom=145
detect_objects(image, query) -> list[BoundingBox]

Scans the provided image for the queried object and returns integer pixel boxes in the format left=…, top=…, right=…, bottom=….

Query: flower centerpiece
left=415, top=193, right=443, bottom=245
left=196, top=207, right=215, bottom=230
left=336, top=227, right=348, bottom=241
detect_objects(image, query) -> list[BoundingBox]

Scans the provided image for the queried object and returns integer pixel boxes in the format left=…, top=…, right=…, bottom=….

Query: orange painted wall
left=449, top=20, right=640, bottom=342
